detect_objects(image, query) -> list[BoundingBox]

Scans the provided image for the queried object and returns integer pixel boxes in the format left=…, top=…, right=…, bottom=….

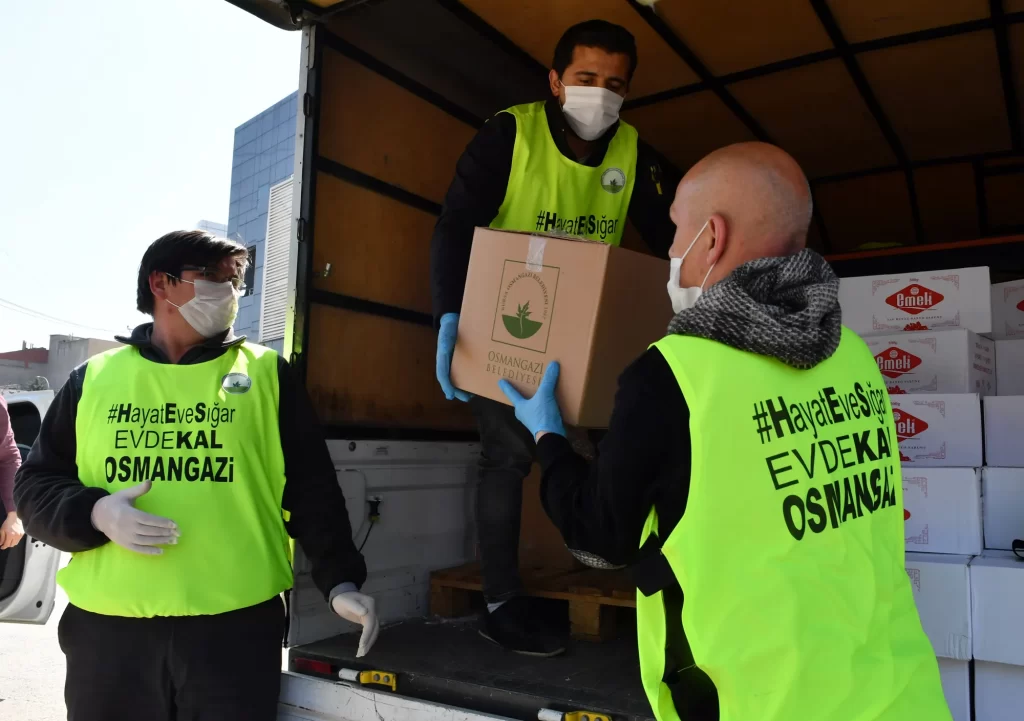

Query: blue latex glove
left=498, top=361, right=566, bottom=439
left=436, top=313, right=472, bottom=402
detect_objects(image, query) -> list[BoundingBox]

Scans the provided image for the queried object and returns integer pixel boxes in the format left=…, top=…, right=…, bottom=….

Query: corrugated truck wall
left=307, top=37, right=477, bottom=431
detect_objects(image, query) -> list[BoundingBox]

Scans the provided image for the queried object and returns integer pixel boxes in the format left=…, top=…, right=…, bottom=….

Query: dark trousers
left=58, top=596, right=285, bottom=721
left=471, top=397, right=536, bottom=601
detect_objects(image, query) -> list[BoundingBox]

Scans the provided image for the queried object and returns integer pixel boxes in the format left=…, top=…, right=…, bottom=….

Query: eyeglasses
left=178, top=265, right=247, bottom=292
left=1013, top=539, right=1024, bottom=561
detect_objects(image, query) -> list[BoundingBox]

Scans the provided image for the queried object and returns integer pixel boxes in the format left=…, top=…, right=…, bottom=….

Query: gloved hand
left=332, top=591, right=380, bottom=657
left=436, top=313, right=472, bottom=402
left=90, top=480, right=179, bottom=556
left=498, top=361, right=566, bottom=440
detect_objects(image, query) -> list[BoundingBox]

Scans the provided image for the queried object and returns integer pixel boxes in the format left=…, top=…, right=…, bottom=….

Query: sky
left=0, top=0, right=300, bottom=351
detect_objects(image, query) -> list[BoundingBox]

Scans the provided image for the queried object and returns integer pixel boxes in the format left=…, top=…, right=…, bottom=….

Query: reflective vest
left=639, top=328, right=950, bottom=721
left=60, top=343, right=292, bottom=617
left=490, top=102, right=637, bottom=245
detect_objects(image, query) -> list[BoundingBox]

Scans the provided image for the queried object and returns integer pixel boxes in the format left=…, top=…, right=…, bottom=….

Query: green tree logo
left=502, top=300, right=543, bottom=339
left=601, top=167, right=626, bottom=194
left=221, top=372, right=252, bottom=394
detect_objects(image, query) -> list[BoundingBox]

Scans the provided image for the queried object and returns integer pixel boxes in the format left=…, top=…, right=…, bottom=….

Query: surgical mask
left=667, top=219, right=715, bottom=314
left=560, top=83, right=623, bottom=141
left=166, top=277, right=240, bottom=338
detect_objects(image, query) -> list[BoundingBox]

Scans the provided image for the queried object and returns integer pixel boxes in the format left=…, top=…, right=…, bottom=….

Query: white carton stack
left=990, top=280, right=1024, bottom=340
left=970, top=552, right=1024, bottom=721
left=841, top=266, right=993, bottom=719
left=976, top=282, right=1024, bottom=720
left=904, top=553, right=973, bottom=721
left=992, top=279, right=1024, bottom=395
left=839, top=266, right=992, bottom=336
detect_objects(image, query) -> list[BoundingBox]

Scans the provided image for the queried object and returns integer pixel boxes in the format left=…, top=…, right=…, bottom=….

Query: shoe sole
left=478, top=629, right=567, bottom=658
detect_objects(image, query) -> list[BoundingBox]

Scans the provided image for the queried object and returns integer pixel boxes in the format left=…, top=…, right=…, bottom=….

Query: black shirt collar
left=116, top=323, right=245, bottom=365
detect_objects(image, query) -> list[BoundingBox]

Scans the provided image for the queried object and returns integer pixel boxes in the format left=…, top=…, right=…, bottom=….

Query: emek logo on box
left=875, top=347, right=922, bottom=379
left=885, top=284, right=944, bottom=315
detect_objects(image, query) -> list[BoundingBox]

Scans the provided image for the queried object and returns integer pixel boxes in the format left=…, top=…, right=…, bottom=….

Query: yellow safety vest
left=60, top=343, right=292, bottom=617
left=490, top=102, right=637, bottom=245
left=639, top=328, right=950, bottom=721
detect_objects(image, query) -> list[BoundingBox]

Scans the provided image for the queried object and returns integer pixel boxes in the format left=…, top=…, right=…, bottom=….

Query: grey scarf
left=668, top=248, right=842, bottom=369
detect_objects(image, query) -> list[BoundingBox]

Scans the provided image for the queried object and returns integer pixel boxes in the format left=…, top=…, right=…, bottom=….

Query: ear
left=548, top=69, right=562, bottom=98
left=150, top=271, right=170, bottom=302
left=706, top=213, right=728, bottom=265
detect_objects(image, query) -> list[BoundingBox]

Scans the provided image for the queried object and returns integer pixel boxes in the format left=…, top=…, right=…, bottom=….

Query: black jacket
left=13, top=324, right=366, bottom=602
left=430, top=98, right=681, bottom=325
left=536, top=346, right=691, bottom=567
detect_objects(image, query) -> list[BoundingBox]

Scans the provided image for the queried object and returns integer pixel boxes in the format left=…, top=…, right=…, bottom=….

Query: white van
left=0, top=390, right=61, bottom=625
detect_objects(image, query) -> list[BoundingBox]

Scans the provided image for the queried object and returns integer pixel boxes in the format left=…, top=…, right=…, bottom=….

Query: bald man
left=501, top=144, right=951, bottom=721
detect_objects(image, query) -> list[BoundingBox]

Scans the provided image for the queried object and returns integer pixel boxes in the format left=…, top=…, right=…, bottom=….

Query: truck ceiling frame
left=234, top=0, right=1024, bottom=252
left=236, top=0, right=1024, bottom=438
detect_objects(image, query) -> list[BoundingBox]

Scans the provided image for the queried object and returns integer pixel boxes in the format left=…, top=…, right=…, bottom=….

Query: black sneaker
left=479, top=597, right=568, bottom=657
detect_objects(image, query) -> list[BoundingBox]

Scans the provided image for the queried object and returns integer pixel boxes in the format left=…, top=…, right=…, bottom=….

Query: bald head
left=668, top=142, right=812, bottom=290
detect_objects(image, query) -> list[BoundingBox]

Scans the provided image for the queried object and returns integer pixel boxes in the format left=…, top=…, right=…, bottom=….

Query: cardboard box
left=889, top=394, right=981, bottom=467
left=451, top=228, right=672, bottom=427
left=904, top=553, right=972, bottom=660
left=839, top=266, right=991, bottom=336
left=990, top=280, right=1024, bottom=339
left=995, top=340, right=1024, bottom=396
left=865, top=330, right=995, bottom=396
left=982, top=468, right=1024, bottom=551
left=937, top=659, right=971, bottom=721
left=975, top=661, right=1024, bottom=721
left=984, top=397, right=1024, bottom=467
left=970, top=551, right=1024, bottom=665
left=903, top=468, right=982, bottom=555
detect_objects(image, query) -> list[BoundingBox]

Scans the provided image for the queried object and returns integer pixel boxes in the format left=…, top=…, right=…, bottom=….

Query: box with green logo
left=450, top=227, right=672, bottom=428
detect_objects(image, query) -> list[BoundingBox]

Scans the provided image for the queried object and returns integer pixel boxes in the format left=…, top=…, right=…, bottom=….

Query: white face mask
left=166, top=277, right=240, bottom=338
left=667, top=219, right=716, bottom=314
left=560, top=83, right=623, bottom=141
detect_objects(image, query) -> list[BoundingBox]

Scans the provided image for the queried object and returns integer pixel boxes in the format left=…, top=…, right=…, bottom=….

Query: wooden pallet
left=430, top=562, right=636, bottom=641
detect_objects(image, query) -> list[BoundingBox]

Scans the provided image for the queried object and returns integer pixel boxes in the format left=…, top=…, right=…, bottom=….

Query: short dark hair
left=137, top=230, right=248, bottom=315
left=552, top=20, right=638, bottom=82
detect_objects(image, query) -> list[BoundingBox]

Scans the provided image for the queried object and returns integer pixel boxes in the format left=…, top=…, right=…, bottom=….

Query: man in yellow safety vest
left=431, top=19, right=679, bottom=657
left=16, top=230, right=378, bottom=721
left=501, top=143, right=951, bottom=721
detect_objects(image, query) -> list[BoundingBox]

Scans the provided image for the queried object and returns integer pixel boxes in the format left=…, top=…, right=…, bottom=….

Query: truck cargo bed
left=289, top=617, right=653, bottom=721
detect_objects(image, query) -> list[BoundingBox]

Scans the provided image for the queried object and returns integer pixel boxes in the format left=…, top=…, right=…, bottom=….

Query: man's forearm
left=278, top=356, right=368, bottom=600
left=430, top=218, right=475, bottom=325
left=535, top=434, right=624, bottom=560
left=14, top=469, right=110, bottom=552
left=430, top=114, right=516, bottom=324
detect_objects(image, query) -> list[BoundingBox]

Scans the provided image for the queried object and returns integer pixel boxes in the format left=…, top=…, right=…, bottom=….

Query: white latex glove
left=90, top=481, right=179, bottom=555
left=331, top=591, right=379, bottom=657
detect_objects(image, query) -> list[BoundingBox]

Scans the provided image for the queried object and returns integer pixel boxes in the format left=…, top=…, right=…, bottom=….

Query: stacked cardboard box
left=840, top=266, right=992, bottom=721
left=975, top=281, right=1024, bottom=720
left=842, top=267, right=1024, bottom=720
left=451, top=228, right=672, bottom=427
left=975, top=284, right=1024, bottom=720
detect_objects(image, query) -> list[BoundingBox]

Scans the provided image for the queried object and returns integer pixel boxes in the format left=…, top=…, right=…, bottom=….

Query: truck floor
left=289, top=616, right=653, bottom=721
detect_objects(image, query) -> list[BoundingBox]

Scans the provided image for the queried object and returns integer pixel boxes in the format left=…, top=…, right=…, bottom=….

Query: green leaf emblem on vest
left=221, top=372, right=252, bottom=394
left=502, top=300, right=543, bottom=339
left=601, top=167, right=626, bottom=194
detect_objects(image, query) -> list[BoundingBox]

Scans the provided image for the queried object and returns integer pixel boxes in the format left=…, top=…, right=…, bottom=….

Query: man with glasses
left=14, top=230, right=377, bottom=721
